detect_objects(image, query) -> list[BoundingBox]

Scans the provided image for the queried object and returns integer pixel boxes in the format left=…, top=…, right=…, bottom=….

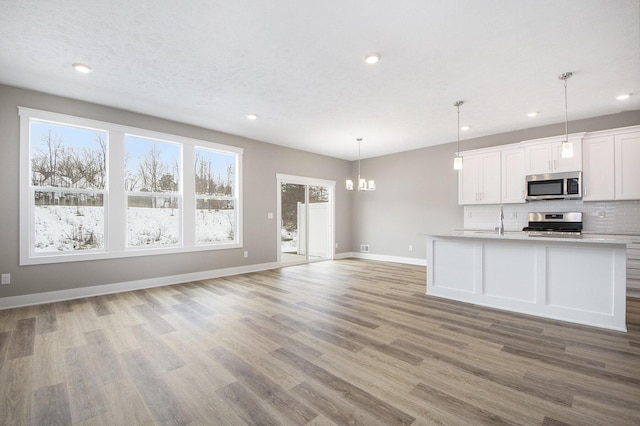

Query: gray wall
left=0, top=85, right=352, bottom=298
left=352, top=110, right=640, bottom=261
left=2, top=83, right=639, bottom=299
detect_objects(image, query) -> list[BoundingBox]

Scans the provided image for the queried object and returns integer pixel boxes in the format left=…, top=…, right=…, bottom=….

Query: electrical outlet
left=409, top=245, right=413, bottom=252
left=243, top=251, right=248, bottom=258
left=267, top=212, right=273, bottom=219
left=335, top=243, right=339, bottom=249
left=1, top=274, right=10, bottom=285
left=360, top=245, right=370, bottom=253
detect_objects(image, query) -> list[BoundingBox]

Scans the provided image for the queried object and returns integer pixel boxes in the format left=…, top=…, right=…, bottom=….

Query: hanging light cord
left=559, top=72, right=572, bottom=142
left=457, top=104, right=460, bottom=155
left=357, top=138, right=362, bottom=183
left=454, top=101, right=463, bottom=156
left=563, top=76, right=569, bottom=141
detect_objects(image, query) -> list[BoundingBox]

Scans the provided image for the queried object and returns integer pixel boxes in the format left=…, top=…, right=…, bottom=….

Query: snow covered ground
left=33, top=205, right=235, bottom=252
left=34, top=205, right=104, bottom=252
left=281, top=227, right=298, bottom=253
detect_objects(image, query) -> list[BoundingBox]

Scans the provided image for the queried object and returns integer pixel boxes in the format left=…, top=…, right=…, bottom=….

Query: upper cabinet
left=501, top=148, right=526, bottom=204
left=583, top=135, right=615, bottom=201
left=615, top=131, right=640, bottom=200
left=582, top=127, right=640, bottom=201
left=523, top=134, right=584, bottom=175
left=456, top=126, right=640, bottom=206
left=458, top=150, right=501, bottom=205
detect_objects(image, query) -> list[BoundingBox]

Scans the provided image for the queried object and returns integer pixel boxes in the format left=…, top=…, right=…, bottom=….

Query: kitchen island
left=426, top=231, right=629, bottom=331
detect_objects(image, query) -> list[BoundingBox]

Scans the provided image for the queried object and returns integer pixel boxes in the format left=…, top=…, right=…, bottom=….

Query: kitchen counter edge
left=429, top=231, right=632, bottom=245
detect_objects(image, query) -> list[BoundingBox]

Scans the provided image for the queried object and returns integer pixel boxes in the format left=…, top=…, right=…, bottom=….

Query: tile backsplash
left=464, top=200, right=640, bottom=235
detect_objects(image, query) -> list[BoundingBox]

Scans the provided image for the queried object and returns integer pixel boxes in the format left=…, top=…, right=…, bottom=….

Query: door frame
left=276, top=173, right=335, bottom=265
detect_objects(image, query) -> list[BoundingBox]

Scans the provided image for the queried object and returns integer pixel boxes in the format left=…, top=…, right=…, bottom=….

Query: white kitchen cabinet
left=458, top=150, right=501, bottom=205
left=583, top=135, right=615, bottom=201
left=581, top=127, right=640, bottom=201
left=627, top=236, right=640, bottom=294
left=501, top=148, right=526, bottom=203
left=523, top=134, right=583, bottom=174
left=615, top=131, right=640, bottom=200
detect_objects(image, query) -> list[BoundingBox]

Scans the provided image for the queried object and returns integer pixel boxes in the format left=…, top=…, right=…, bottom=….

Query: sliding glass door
left=277, top=174, right=334, bottom=265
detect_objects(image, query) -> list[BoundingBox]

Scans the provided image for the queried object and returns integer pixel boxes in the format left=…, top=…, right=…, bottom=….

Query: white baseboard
left=333, top=252, right=353, bottom=260
left=628, top=289, right=640, bottom=298
left=0, top=261, right=280, bottom=310
left=349, top=252, right=427, bottom=266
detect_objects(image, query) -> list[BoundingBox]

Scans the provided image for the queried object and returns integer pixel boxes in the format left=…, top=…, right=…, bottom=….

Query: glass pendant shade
left=345, top=179, right=354, bottom=190
left=561, top=141, right=573, bottom=158
left=453, top=156, right=463, bottom=170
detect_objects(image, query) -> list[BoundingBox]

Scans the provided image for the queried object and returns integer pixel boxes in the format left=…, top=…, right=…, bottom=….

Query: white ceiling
left=1, top=0, right=639, bottom=160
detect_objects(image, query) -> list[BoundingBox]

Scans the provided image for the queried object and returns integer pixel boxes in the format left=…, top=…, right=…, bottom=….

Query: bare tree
left=138, top=144, right=166, bottom=192
left=124, top=152, right=139, bottom=191
left=57, top=147, right=83, bottom=187
left=94, top=133, right=107, bottom=189
left=226, top=163, right=234, bottom=196
left=31, top=129, right=64, bottom=186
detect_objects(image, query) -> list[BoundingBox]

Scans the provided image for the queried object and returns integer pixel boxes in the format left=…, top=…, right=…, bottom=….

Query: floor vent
left=360, top=245, right=370, bottom=253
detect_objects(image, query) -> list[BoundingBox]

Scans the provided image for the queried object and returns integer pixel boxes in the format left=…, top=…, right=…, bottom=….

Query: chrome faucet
left=496, top=206, right=505, bottom=235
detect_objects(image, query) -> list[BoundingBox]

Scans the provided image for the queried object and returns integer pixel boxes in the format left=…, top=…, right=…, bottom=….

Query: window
left=29, top=121, right=107, bottom=253
left=19, top=107, right=243, bottom=265
left=194, top=147, right=237, bottom=244
left=125, top=135, right=181, bottom=247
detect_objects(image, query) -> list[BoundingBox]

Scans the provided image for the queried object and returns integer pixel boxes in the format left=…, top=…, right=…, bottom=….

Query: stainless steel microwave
left=526, top=171, right=582, bottom=201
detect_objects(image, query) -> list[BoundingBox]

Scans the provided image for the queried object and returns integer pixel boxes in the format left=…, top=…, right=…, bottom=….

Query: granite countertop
left=429, top=230, right=633, bottom=245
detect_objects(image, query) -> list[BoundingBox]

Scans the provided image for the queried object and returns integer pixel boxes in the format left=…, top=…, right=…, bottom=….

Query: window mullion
left=182, top=144, right=195, bottom=245
left=108, top=131, right=126, bottom=251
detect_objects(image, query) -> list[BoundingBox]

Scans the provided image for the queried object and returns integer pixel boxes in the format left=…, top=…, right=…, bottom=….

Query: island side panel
left=546, top=245, right=616, bottom=314
left=426, top=234, right=627, bottom=331
left=429, top=239, right=477, bottom=293
left=483, top=243, right=537, bottom=303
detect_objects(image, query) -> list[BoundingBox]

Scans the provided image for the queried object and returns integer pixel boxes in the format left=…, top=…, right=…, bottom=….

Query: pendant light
left=346, top=138, right=375, bottom=191
left=559, top=72, right=573, bottom=158
left=453, top=100, right=464, bottom=170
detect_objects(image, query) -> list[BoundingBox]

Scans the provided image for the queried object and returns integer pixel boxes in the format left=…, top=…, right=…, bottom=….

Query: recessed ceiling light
left=616, top=94, right=630, bottom=100
left=527, top=111, right=539, bottom=117
left=72, top=63, right=92, bottom=73
left=461, top=125, right=470, bottom=131
left=364, top=53, right=381, bottom=64
left=246, top=114, right=257, bottom=120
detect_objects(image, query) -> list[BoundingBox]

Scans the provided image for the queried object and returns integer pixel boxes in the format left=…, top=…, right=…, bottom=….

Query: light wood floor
left=1, top=259, right=639, bottom=425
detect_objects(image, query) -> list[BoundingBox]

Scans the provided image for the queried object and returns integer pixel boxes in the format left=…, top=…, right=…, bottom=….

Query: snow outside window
left=19, top=107, right=243, bottom=265
left=194, top=147, right=237, bottom=244
left=125, top=135, right=181, bottom=247
left=30, top=120, right=108, bottom=253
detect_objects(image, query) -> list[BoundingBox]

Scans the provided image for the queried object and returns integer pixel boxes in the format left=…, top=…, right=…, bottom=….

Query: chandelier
left=346, top=138, right=375, bottom=191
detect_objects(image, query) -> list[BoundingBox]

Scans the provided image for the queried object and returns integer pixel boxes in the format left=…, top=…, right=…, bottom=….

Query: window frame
left=19, top=107, right=243, bottom=265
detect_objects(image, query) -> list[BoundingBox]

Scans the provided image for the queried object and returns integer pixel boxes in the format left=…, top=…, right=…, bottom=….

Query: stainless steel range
left=522, top=212, right=583, bottom=237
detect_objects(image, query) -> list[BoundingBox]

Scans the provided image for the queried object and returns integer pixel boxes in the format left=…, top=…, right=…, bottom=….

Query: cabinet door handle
left=548, top=160, right=552, bottom=171
left=554, top=160, right=557, bottom=170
